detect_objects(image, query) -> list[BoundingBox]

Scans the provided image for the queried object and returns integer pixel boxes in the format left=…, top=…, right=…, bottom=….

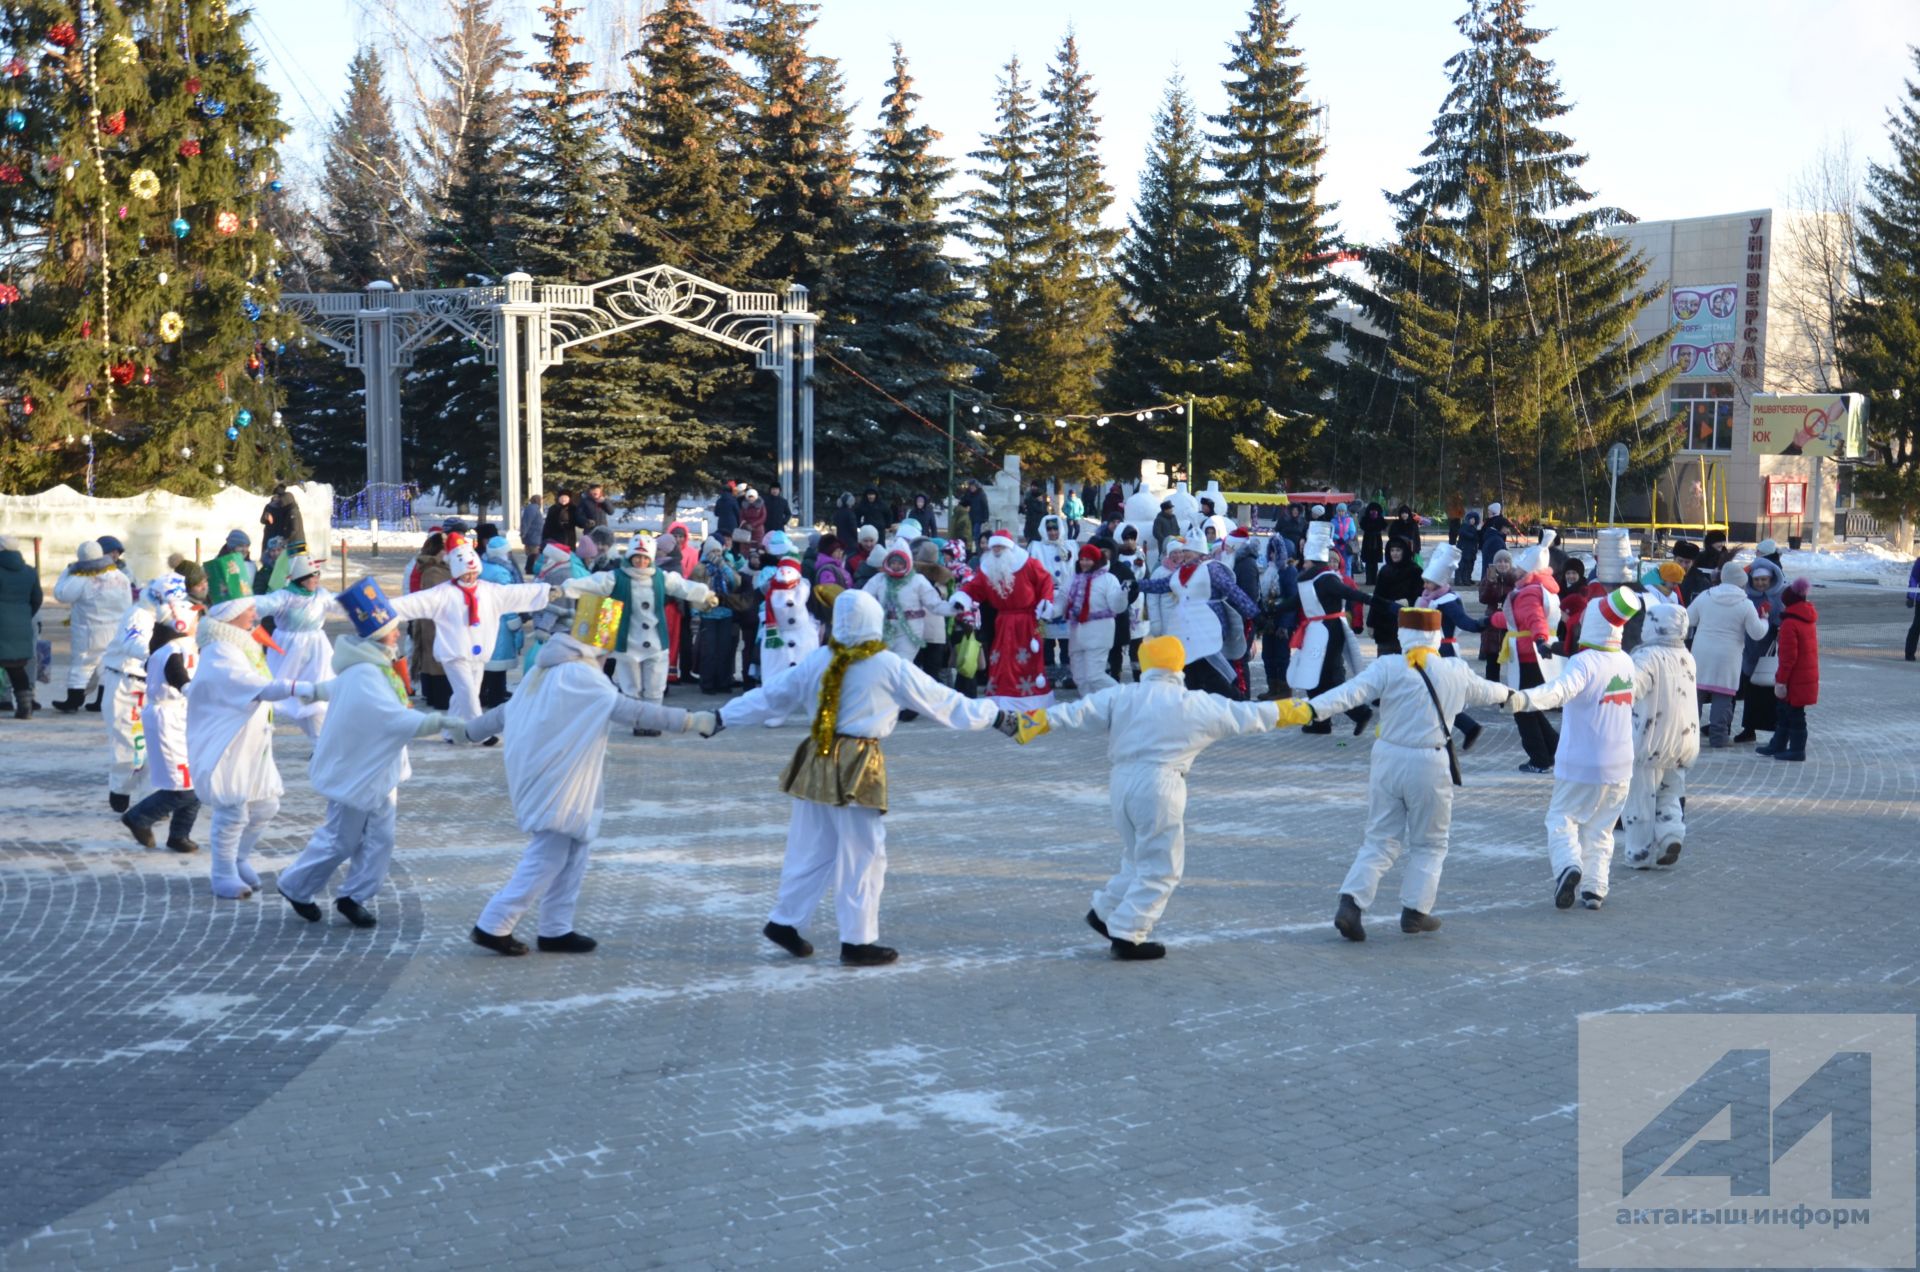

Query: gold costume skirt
left=780, top=735, right=889, bottom=812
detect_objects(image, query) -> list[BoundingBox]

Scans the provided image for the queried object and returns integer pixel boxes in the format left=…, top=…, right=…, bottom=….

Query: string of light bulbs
left=967, top=400, right=1191, bottom=432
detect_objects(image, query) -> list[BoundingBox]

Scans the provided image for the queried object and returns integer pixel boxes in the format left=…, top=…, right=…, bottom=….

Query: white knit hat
left=75, top=540, right=104, bottom=563
left=1516, top=527, right=1556, bottom=575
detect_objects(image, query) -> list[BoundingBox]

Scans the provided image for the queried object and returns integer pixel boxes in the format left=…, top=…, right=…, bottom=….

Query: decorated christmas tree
left=0, top=0, right=300, bottom=497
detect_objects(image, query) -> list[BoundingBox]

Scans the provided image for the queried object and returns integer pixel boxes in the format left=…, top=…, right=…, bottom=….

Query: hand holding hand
left=690, top=710, right=723, bottom=738
left=1273, top=698, right=1315, bottom=729
left=1534, top=639, right=1553, bottom=661
left=993, top=709, right=1020, bottom=738
left=463, top=717, right=499, bottom=744
left=701, top=594, right=720, bottom=611
left=1502, top=691, right=1526, bottom=715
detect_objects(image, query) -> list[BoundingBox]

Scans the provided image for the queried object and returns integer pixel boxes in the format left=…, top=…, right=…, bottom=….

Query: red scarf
left=764, top=573, right=798, bottom=628
left=457, top=579, right=482, bottom=627
left=1176, top=563, right=1201, bottom=586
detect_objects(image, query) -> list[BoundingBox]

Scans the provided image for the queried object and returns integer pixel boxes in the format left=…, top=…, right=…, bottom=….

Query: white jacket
left=1309, top=648, right=1514, bottom=750
left=307, top=636, right=450, bottom=812
left=1685, top=584, right=1767, bottom=694
left=1030, top=525, right=1075, bottom=637
left=862, top=572, right=965, bottom=657
left=569, top=567, right=712, bottom=660
left=388, top=578, right=550, bottom=665
left=1060, top=569, right=1129, bottom=655
left=1514, top=648, right=1637, bottom=785
left=142, top=638, right=197, bottom=791
left=722, top=644, right=999, bottom=739
left=1049, top=668, right=1276, bottom=774
left=1631, top=606, right=1700, bottom=768
left=186, top=626, right=300, bottom=805
left=54, top=564, right=132, bottom=661
left=104, top=599, right=158, bottom=676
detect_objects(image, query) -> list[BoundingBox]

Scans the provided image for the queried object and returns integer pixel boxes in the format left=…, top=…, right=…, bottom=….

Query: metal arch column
left=495, top=304, right=522, bottom=524
left=356, top=282, right=403, bottom=489
left=797, top=313, right=816, bottom=530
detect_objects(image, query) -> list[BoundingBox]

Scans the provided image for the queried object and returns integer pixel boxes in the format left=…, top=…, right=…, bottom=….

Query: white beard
left=979, top=546, right=1025, bottom=595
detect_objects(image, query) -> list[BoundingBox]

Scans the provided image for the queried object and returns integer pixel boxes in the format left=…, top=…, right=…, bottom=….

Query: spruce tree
left=1016, top=30, right=1121, bottom=468
left=1841, top=46, right=1920, bottom=541
left=1352, top=0, right=1674, bottom=515
left=831, top=44, right=984, bottom=495
left=0, top=0, right=301, bottom=497
left=1108, top=76, right=1234, bottom=479
left=406, top=0, right=519, bottom=508
left=613, top=0, right=768, bottom=507
left=963, top=56, right=1043, bottom=407
left=1203, top=0, right=1337, bottom=486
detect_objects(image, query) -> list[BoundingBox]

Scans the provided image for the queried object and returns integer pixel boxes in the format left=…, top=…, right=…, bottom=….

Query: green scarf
left=810, top=638, right=886, bottom=757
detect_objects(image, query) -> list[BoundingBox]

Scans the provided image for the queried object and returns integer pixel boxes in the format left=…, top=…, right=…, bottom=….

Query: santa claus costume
left=252, top=554, right=341, bottom=740
left=1499, top=528, right=1563, bottom=772
left=1623, top=601, right=1698, bottom=869
left=1300, top=608, right=1518, bottom=941
left=278, top=578, right=467, bottom=929
left=1503, top=586, right=1642, bottom=910
left=99, top=577, right=164, bottom=811
left=960, top=530, right=1058, bottom=711
left=1043, top=635, right=1280, bottom=959
left=723, top=590, right=1016, bottom=966
left=1287, top=522, right=1378, bottom=733
left=1061, top=542, right=1127, bottom=696
left=388, top=541, right=550, bottom=737
left=186, top=597, right=311, bottom=899
left=119, top=582, right=202, bottom=853
left=569, top=534, right=718, bottom=720
left=757, top=556, right=821, bottom=719
left=467, top=595, right=721, bottom=956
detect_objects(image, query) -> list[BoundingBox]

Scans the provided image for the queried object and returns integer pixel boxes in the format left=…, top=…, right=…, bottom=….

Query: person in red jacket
left=1771, top=577, right=1818, bottom=762
left=1501, top=529, right=1563, bottom=772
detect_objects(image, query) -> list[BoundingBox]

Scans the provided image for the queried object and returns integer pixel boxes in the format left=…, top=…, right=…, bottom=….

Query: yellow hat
left=1658, top=562, right=1686, bottom=585
left=1139, top=635, right=1186, bottom=673
left=571, top=594, right=624, bottom=651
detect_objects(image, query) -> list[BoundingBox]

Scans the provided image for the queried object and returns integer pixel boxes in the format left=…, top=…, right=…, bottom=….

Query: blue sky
left=249, top=0, right=1920, bottom=247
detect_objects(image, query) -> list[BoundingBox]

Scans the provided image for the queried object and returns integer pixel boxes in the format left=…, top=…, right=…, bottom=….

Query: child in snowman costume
left=466, top=595, right=721, bottom=956
left=277, top=578, right=469, bottom=929
left=99, top=576, right=165, bottom=812
left=186, top=594, right=315, bottom=899
left=119, top=579, right=202, bottom=854
left=568, top=533, right=718, bottom=722
left=1501, top=586, right=1643, bottom=910
left=1060, top=541, right=1127, bottom=696
left=1295, top=608, right=1520, bottom=941
left=862, top=543, right=972, bottom=718
left=757, top=554, right=820, bottom=721
left=387, top=540, right=551, bottom=736
left=1038, top=634, right=1284, bottom=959
left=724, top=590, right=1019, bottom=967
left=1622, top=600, right=1698, bottom=869
left=252, top=553, right=341, bottom=740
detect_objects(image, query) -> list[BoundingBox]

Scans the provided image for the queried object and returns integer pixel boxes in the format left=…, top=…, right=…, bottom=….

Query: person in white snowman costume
left=756, top=553, right=820, bottom=721
left=252, top=553, right=343, bottom=740
left=567, top=532, right=719, bottom=731
left=1622, top=599, right=1699, bottom=869
left=386, top=539, right=552, bottom=738
left=862, top=542, right=971, bottom=719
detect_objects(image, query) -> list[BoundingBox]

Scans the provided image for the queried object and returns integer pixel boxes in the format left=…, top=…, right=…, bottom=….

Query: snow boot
left=84, top=687, right=103, bottom=712
left=1334, top=893, right=1366, bottom=942
left=12, top=697, right=29, bottom=720
left=335, top=897, right=378, bottom=929
left=1109, top=937, right=1166, bottom=961
left=281, top=892, right=322, bottom=923
left=1084, top=908, right=1110, bottom=938
left=762, top=921, right=814, bottom=958
left=470, top=926, right=529, bottom=957
left=1400, top=907, right=1442, bottom=934
left=1754, top=730, right=1783, bottom=756
left=536, top=931, right=597, bottom=953
left=109, top=792, right=130, bottom=814
left=1458, top=717, right=1483, bottom=753
left=120, top=814, right=156, bottom=850
left=1733, top=728, right=1756, bottom=743
left=52, top=688, right=85, bottom=714
left=1554, top=867, right=1582, bottom=910
left=840, top=942, right=899, bottom=967
left=1579, top=891, right=1604, bottom=911
left=1774, top=725, right=1807, bottom=762
left=166, top=836, right=198, bottom=854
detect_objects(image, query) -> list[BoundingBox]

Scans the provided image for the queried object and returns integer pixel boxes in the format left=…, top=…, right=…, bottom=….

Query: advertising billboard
left=1668, top=283, right=1738, bottom=378
left=1746, top=393, right=1866, bottom=458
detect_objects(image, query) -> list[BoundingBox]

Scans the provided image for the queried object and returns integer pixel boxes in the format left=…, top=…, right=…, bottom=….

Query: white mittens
left=688, top=711, right=722, bottom=738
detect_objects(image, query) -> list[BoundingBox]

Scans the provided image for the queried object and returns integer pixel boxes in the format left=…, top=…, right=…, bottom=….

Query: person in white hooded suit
left=724, top=590, right=1019, bottom=967
left=278, top=578, right=468, bottom=929
left=252, top=554, right=342, bottom=740
left=1623, top=601, right=1699, bottom=868
left=465, top=594, right=721, bottom=956
left=52, top=539, right=133, bottom=712
left=387, top=541, right=551, bottom=736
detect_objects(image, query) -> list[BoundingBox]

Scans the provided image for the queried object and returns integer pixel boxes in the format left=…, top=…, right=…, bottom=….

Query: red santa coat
left=961, top=555, right=1056, bottom=710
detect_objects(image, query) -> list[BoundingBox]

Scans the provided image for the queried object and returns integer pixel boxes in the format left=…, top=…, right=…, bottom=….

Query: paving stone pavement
left=1, top=572, right=1915, bottom=1270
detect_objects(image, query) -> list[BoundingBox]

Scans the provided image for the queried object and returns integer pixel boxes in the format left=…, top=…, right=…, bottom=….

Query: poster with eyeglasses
left=1667, top=283, right=1738, bottom=377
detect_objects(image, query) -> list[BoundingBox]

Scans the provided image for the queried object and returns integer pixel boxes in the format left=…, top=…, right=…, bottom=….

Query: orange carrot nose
left=252, top=625, right=284, bottom=655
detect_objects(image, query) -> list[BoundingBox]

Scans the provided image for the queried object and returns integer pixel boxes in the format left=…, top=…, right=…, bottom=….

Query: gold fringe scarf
left=811, top=639, right=886, bottom=756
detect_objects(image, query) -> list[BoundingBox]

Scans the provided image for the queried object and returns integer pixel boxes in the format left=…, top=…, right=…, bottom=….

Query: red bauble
left=3, top=57, right=26, bottom=77
left=47, top=22, right=77, bottom=47
left=178, top=138, right=201, bottom=158
left=80, top=319, right=91, bottom=338
left=0, top=283, right=20, bottom=305
left=185, top=76, right=201, bottom=95
left=140, top=366, right=154, bottom=386
left=99, top=110, right=126, bottom=136
left=0, top=164, right=21, bottom=185
left=20, top=395, right=33, bottom=416
left=109, top=362, right=136, bottom=387
left=215, top=210, right=239, bottom=235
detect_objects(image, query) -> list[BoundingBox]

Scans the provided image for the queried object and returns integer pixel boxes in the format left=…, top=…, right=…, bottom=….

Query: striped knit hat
left=1578, top=585, right=1642, bottom=650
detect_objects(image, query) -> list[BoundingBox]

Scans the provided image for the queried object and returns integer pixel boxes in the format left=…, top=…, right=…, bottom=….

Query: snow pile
left=1740, top=542, right=1913, bottom=586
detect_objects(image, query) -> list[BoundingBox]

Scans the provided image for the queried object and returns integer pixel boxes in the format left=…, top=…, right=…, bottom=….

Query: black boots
left=335, top=897, right=378, bottom=928
left=109, top=792, right=130, bottom=814
left=83, top=687, right=103, bottom=712
left=1657, top=840, right=1683, bottom=867
left=282, top=892, right=322, bottom=922
left=1084, top=908, right=1110, bottom=938
left=762, top=921, right=814, bottom=958
left=1554, top=867, right=1582, bottom=910
left=1754, top=730, right=1784, bottom=756
left=471, top=926, right=530, bottom=956
left=1109, top=937, right=1166, bottom=960
left=1773, top=725, right=1807, bottom=762
left=52, top=688, right=85, bottom=714
left=1350, top=705, right=1374, bottom=737
left=536, top=931, right=597, bottom=953
left=840, top=942, right=899, bottom=967
left=1334, top=893, right=1366, bottom=942
left=1400, top=907, right=1442, bottom=934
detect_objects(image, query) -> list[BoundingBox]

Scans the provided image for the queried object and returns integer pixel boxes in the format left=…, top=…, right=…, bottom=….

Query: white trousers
left=614, top=652, right=668, bottom=704
left=769, top=800, right=887, bottom=945
left=444, top=658, right=484, bottom=723
left=477, top=830, right=593, bottom=938
left=1622, top=762, right=1687, bottom=868
left=1545, top=778, right=1630, bottom=899
left=278, top=793, right=398, bottom=904
left=1068, top=646, right=1117, bottom=697
left=65, top=633, right=109, bottom=692
left=105, top=670, right=148, bottom=797
left=206, top=797, right=280, bottom=898
left=1091, top=765, right=1188, bottom=943
left=1339, top=743, right=1454, bottom=915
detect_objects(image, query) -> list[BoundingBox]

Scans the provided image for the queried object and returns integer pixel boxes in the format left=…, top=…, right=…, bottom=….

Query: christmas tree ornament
left=3, top=109, right=24, bottom=131
left=177, top=137, right=200, bottom=158
left=184, top=77, right=201, bottom=96
left=111, top=33, right=138, bottom=64
left=225, top=426, right=237, bottom=440
left=46, top=22, right=78, bottom=48
left=63, top=162, right=77, bottom=182
left=245, top=353, right=261, bottom=375
left=214, top=463, right=223, bottom=475
left=157, top=311, right=184, bottom=342
left=109, top=362, right=135, bottom=387
left=81, top=319, right=90, bottom=338
left=271, top=410, right=283, bottom=427
left=180, top=445, right=191, bottom=458
left=98, top=110, right=125, bottom=136
left=240, top=297, right=261, bottom=321
left=140, top=366, right=153, bottom=386
left=0, top=164, right=21, bottom=185
left=116, top=204, right=127, bottom=219
left=268, top=178, right=283, bottom=192
left=215, top=210, right=239, bottom=235
left=129, top=168, right=159, bottom=199
left=235, top=409, right=252, bottom=428
left=3, top=57, right=26, bottom=78
left=170, top=217, right=188, bottom=238
left=0, top=283, right=19, bottom=305
left=199, top=99, right=226, bottom=119
left=156, top=271, right=167, bottom=284
left=20, top=395, right=32, bottom=416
